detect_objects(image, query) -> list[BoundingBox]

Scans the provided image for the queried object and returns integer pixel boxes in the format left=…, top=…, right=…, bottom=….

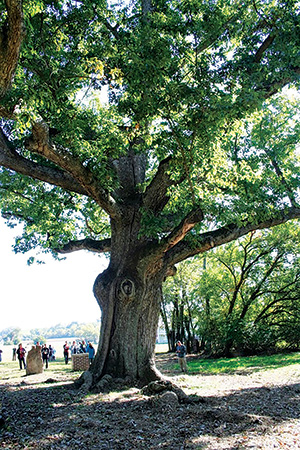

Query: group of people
left=14, top=340, right=96, bottom=369
left=8, top=340, right=184, bottom=372
left=63, top=340, right=95, bottom=365
left=15, top=342, right=56, bottom=369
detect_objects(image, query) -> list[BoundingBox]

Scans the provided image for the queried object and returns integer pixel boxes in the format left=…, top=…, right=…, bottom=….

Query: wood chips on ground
left=0, top=353, right=299, bottom=449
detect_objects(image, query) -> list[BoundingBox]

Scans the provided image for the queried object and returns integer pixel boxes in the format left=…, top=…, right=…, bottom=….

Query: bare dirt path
left=1, top=353, right=299, bottom=449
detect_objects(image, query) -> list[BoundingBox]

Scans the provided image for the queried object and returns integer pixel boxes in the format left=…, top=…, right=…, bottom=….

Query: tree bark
left=92, top=265, right=164, bottom=386
left=0, top=0, right=24, bottom=97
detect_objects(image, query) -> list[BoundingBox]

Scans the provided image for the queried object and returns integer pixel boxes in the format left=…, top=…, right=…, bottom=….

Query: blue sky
left=0, top=218, right=107, bottom=331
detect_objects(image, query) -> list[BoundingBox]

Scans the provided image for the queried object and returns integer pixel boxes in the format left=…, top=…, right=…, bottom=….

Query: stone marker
left=26, top=345, right=43, bottom=375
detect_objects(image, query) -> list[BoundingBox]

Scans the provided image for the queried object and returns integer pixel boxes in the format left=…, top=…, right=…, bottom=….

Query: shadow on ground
left=1, top=370, right=299, bottom=450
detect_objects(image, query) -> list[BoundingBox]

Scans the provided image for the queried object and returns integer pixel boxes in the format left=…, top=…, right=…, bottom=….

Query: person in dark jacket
left=41, top=344, right=50, bottom=369
left=176, top=341, right=187, bottom=372
left=63, top=341, right=69, bottom=364
left=16, top=343, right=26, bottom=369
left=79, top=340, right=86, bottom=353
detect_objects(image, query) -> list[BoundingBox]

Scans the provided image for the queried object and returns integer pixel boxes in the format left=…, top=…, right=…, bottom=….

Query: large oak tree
left=0, top=0, right=299, bottom=387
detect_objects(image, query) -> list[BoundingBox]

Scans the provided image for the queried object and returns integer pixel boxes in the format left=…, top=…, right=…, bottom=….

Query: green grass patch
left=0, top=358, right=78, bottom=382
left=185, top=352, right=300, bottom=375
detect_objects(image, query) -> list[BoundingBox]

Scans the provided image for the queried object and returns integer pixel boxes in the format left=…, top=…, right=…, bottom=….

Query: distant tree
left=79, top=323, right=100, bottom=344
left=161, top=259, right=202, bottom=353
left=1, top=0, right=299, bottom=387
left=23, top=322, right=101, bottom=342
left=0, top=327, right=22, bottom=345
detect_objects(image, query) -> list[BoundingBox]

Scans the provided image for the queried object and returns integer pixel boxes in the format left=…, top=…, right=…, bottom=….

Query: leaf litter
left=0, top=353, right=299, bottom=449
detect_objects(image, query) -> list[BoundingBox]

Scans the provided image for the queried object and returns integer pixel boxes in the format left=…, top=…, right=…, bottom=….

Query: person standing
left=16, top=343, right=26, bottom=369
left=176, top=341, right=187, bottom=373
left=41, top=344, right=50, bottom=369
left=79, top=340, right=86, bottom=353
left=0, top=348, right=2, bottom=362
left=12, top=347, right=16, bottom=361
left=71, top=341, right=77, bottom=355
left=63, top=341, right=69, bottom=364
left=86, top=342, right=95, bottom=364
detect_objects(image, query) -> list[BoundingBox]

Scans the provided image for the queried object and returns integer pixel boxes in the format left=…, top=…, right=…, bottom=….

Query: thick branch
left=0, top=0, right=24, bottom=97
left=161, top=207, right=204, bottom=251
left=165, top=207, right=300, bottom=266
left=25, top=122, right=117, bottom=217
left=0, top=129, right=88, bottom=195
left=55, top=238, right=111, bottom=254
left=254, top=33, right=276, bottom=63
left=143, top=156, right=178, bottom=214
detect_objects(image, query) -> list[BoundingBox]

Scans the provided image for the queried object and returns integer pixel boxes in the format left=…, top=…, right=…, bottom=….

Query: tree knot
left=118, top=278, right=135, bottom=300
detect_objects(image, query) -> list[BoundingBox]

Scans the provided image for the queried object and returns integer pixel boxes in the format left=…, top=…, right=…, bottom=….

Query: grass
left=0, top=358, right=78, bottom=383
left=185, top=352, right=300, bottom=375
left=1, top=352, right=300, bottom=382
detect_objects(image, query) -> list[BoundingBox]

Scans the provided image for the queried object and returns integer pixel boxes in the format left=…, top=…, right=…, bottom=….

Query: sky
left=0, top=217, right=108, bottom=331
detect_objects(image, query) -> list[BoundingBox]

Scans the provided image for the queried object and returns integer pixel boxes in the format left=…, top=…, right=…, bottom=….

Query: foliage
left=199, top=223, right=300, bottom=355
left=161, top=257, right=204, bottom=352
left=0, top=0, right=299, bottom=255
left=162, top=222, right=300, bottom=356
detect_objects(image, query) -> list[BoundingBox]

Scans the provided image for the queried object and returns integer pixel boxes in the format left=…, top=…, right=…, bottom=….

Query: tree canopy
left=0, top=0, right=299, bottom=385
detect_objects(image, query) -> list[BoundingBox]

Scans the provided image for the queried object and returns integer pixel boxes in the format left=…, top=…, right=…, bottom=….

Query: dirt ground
left=0, top=353, right=299, bottom=449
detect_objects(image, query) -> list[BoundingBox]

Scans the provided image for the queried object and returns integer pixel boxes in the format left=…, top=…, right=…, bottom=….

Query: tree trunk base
left=75, top=371, right=204, bottom=405
left=76, top=364, right=164, bottom=393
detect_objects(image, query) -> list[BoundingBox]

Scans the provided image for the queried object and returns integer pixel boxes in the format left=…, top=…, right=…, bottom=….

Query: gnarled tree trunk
left=92, top=266, right=164, bottom=385
left=91, top=205, right=167, bottom=386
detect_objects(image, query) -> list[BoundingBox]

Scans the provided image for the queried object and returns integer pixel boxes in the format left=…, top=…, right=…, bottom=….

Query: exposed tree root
left=75, top=371, right=204, bottom=405
left=141, top=380, right=204, bottom=404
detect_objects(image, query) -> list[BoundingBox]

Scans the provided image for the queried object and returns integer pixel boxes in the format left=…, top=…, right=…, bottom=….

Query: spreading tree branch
left=165, top=207, right=300, bottom=267
left=161, top=207, right=204, bottom=252
left=0, top=128, right=88, bottom=195
left=25, top=121, right=117, bottom=217
left=254, top=33, right=276, bottom=63
left=55, top=237, right=111, bottom=254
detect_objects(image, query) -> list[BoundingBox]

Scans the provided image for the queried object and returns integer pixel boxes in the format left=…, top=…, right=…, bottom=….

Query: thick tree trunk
left=91, top=264, right=164, bottom=386
left=82, top=151, right=170, bottom=387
